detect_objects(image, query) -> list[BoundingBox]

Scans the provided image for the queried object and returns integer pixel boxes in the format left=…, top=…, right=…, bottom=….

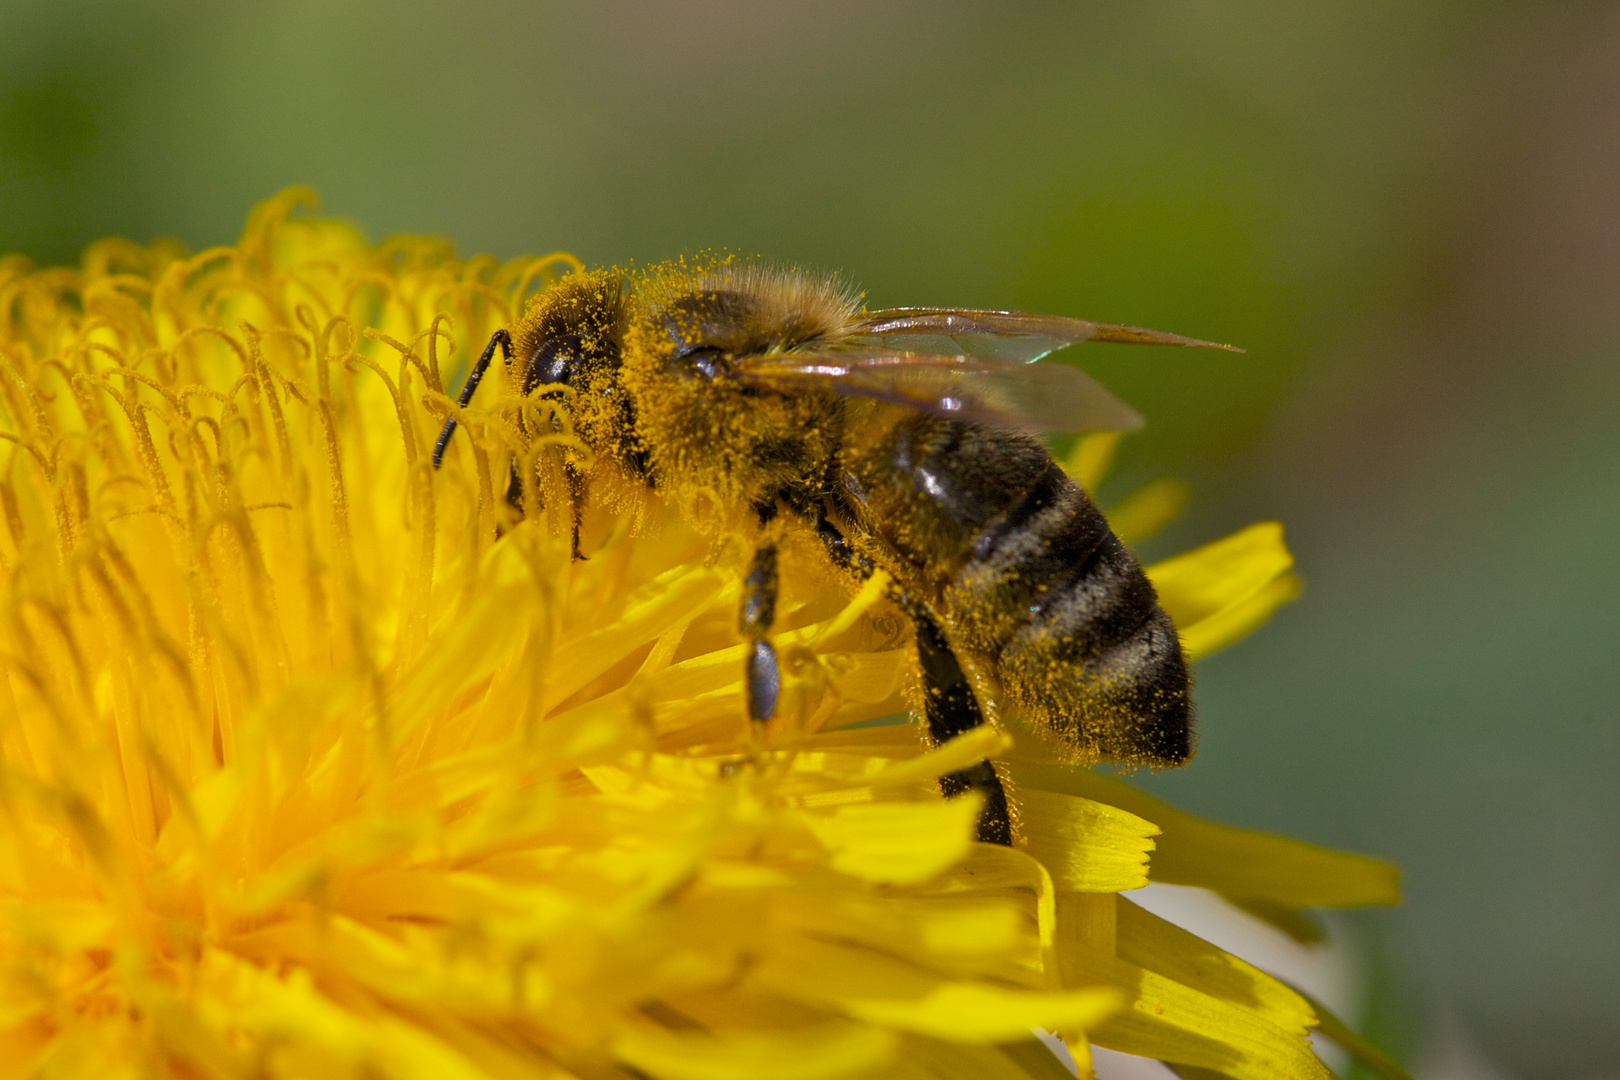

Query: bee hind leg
left=912, top=607, right=1013, bottom=846
left=812, top=512, right=1013, bottom=846
left=739, top=542, right=780, bottom=722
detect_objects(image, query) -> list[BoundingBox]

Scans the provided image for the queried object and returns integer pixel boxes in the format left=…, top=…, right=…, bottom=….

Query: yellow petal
left=1063, top=1033, right=1097, bottom=1080
left=1018, top=788, right=1160, bottom=892
left=1059, top=431, right=1122, bottom=492
left=615, top=1021, right=896, bottom=1080
left=1085, top=960, right=1331, bottom=1080
left=1015, top=766, right=1400, bottom=908
left=804, top=796, right=978, bottom=884
left=1055, top=892, right=1327, bottom=1079
left=783, top=726, right=1008, bottom=809
left=918, top=902, right=1026, bottom=959
left=1116, top=897, right=1316, bottom=1037
left=1146, top=522, right=1299, bottom=659
left=1177, top=572, right=1302, bottom=661
left=758, top=934, right=1119, bottom=1044
left=545, top=565, right=730, bottom=710
left=843, top=983, right=1120, bottom=1044
left=192, top=952, right=505, bottom=1080
left=1106, top=478, right=1191, bottom=546
left=912, top=1036, right=1087, bottom=1080
left=843, top=724, right=1011, bottom=792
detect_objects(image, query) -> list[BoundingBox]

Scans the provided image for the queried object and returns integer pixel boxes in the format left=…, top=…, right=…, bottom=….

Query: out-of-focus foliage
left=1020, top=191, right=1298, bottom=469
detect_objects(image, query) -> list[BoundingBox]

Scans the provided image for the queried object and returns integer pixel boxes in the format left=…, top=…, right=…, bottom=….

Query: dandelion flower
left=0, top=189, right=1398, bottom=1079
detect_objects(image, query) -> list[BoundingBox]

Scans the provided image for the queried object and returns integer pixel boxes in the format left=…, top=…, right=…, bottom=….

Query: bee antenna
left=433, top=329, right=514, bottom=467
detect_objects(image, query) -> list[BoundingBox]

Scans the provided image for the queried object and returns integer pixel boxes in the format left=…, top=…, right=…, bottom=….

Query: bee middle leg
left=812, top=512, right=1013, bottom=846
left=739, top=542, right=780, bottom=722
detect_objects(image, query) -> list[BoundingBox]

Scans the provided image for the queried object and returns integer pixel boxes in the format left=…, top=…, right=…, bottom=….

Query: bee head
left=512, top=272, right=627, bottom=394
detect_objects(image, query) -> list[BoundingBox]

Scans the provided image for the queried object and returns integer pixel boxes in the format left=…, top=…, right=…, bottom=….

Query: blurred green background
left=4, top=2, right=1616, bottom=1076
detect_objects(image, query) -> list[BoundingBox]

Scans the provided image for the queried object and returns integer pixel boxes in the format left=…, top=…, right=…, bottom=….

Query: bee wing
left=737, top=349, right=1144, bottom=434
left=852, top=308, right=1242, bottom=364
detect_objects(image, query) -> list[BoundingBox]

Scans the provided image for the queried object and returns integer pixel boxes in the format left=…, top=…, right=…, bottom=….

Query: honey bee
left=433, top=263, right=1236, bottom=844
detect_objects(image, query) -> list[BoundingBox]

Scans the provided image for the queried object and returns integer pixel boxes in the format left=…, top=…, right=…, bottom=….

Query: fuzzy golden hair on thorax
left=610, top=261, right=857, bottom=527
left=639, top=260, right=864, bottom=354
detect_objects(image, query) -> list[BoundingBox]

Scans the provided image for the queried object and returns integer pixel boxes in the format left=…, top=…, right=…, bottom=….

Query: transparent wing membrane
left=739, top=350, right=1144, bottom=434
left=854, top=307, right=1242, bottom=363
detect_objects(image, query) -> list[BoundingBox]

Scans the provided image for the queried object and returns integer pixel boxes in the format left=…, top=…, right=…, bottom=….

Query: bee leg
left=564, top=459, right=588, bottom=561
left=739, top=543, right=780, bottom=722
left=433, top=328, right=512, bottom=468
left=501, top=452, right=582, bottom=558
left=811, top=512, right=1013, bottom=846
left=504, top=459, right=525, bottom=514
left=911, top=608, right=1013, bottom=846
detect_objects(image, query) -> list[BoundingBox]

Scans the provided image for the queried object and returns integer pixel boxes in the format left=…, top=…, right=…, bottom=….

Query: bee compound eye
left=672, top=345, right=724, bottom=381
left=529, top=335, right=581, bottom=387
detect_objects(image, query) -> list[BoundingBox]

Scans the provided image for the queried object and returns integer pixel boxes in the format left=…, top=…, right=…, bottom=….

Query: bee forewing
left=739, top=351, right=1144, bottom=434
left=1087, top=322, right=1244, bottom=351
left=854, top=308, right=1243, bottom=360
left=853, top=309, right=1096, bottom=364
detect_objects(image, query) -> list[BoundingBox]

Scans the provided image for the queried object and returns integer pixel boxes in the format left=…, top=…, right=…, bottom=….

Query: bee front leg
left=739, top=543, right=780, bottom=722
left=564, top=459, right=588, bottom=561
left=433, top=328, right=512, bottom=468
left=503, top=459, right=526, bottom=515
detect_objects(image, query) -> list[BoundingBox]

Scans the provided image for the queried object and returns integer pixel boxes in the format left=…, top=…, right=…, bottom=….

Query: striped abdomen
left=848, top=414, right=1193, bottom=765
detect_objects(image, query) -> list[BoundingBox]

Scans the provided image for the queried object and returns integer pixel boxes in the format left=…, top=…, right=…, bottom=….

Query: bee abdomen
left=945, top=461, right=1193, bottom=765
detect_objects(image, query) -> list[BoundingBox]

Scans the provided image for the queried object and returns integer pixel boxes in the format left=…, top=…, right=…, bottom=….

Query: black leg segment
left=746, top=641, right=780, bottom=723
left=564, top=459, right=588, bottom=561
left=912, top=605, right=1014, bottom=846
left=433, top=328, right=513, bottom=468
left=812, top=510, right=1013, bottom=846
left=740, top=543, right=780, bottom=722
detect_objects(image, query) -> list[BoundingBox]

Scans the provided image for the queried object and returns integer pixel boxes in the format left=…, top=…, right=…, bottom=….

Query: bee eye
left=529, top=335, right=581, bottom=389
left=674, top=345, right=724, bottom=381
